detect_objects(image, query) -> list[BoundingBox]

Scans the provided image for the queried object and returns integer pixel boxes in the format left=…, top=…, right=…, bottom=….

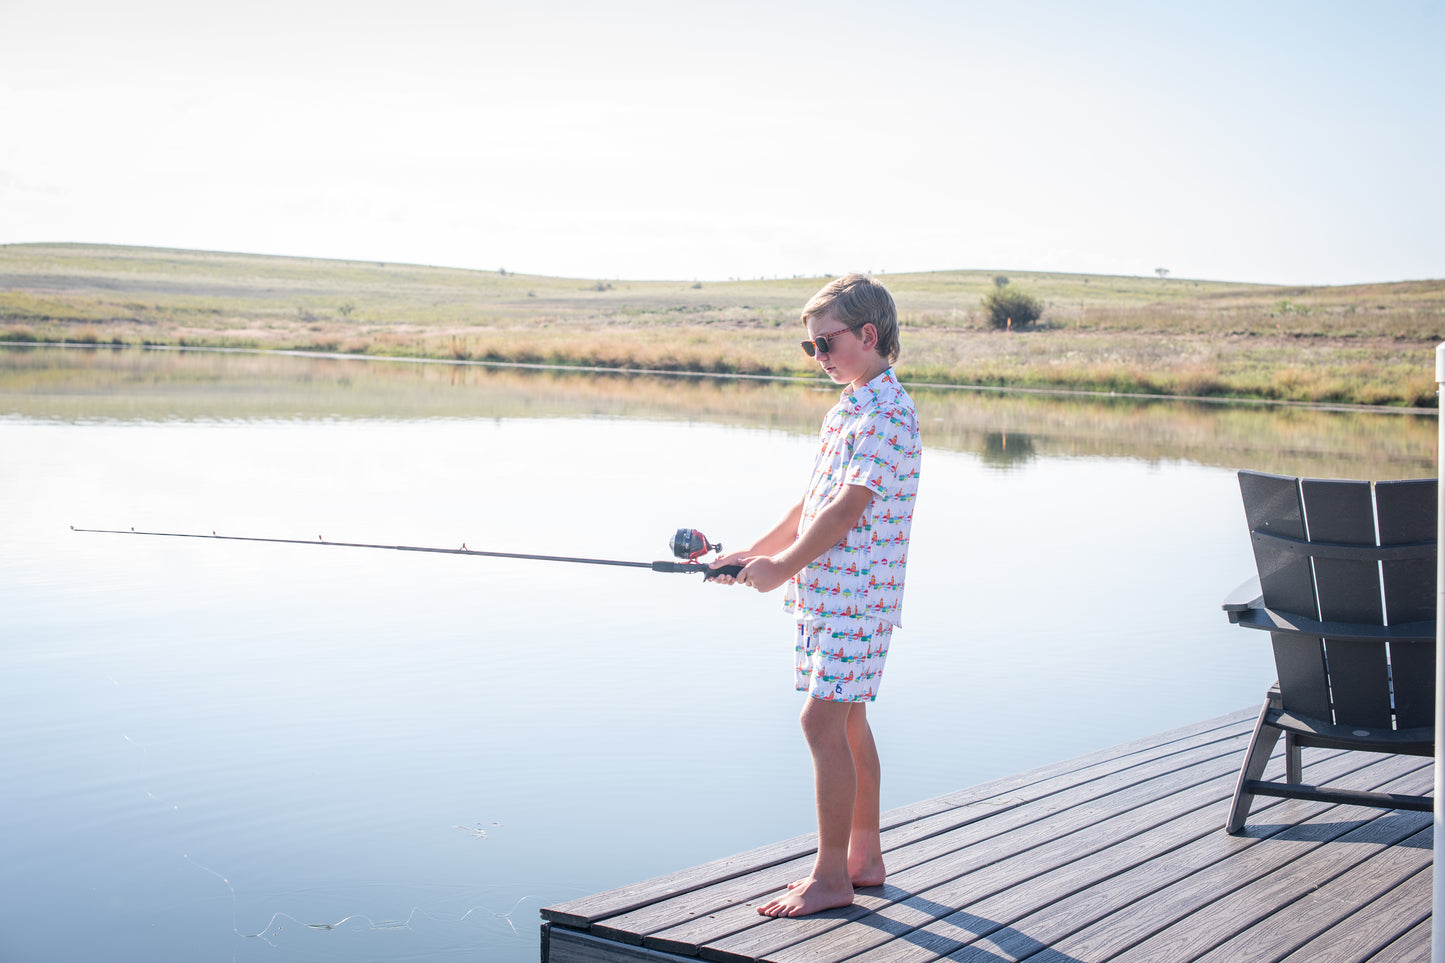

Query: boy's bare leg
left=758, top=698, right=860, bottom=918
left=844, top=702, right=886, bottom=886
left=785, top=702, right=886, bottom=890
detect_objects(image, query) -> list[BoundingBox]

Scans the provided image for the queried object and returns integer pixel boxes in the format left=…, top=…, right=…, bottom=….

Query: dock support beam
left=1433, top=341, right=1444, bottom=963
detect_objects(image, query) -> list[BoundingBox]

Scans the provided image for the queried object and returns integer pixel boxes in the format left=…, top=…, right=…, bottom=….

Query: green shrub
left=982, top=288, right=1044, bottom=330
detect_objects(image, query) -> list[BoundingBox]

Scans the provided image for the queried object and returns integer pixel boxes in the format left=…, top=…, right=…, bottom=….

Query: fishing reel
left=663, top=528, right=740, bottom=580
left=670, top=528, right=721, bottom=562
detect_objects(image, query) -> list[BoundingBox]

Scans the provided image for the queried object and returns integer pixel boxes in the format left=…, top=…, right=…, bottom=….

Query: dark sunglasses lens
left=801, top=335, right=831, bottom=358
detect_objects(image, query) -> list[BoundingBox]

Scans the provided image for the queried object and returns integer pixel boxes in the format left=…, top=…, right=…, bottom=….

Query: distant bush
left=982, top=288, right=1044, bottom=330
left=992, top=274, right=1010, bottom=288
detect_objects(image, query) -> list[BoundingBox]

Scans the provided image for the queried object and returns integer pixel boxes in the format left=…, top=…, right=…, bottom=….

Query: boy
left=711, top=273, right=921, bottom=918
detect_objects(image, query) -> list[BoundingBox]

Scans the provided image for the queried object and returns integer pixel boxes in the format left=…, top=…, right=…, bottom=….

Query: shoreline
left=4, top=339, right=1435, bottom=417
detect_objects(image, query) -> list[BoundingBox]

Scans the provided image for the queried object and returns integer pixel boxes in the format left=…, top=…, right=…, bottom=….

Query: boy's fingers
left=709, top=556, right=746, bottom=585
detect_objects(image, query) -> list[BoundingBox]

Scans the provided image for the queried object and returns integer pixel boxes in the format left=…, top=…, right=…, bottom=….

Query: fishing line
left=185, top=854, right=540, bottom=944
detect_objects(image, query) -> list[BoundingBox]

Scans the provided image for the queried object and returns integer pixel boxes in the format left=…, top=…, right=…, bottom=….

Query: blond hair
left=800, top=274, right=900, bottom=364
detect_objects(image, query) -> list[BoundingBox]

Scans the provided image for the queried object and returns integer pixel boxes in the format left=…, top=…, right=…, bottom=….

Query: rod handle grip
left=652, top=561, right=744, bottom=580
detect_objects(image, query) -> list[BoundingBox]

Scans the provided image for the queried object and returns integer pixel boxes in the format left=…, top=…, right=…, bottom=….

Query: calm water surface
left=1, top=347, right=1436, bottom=962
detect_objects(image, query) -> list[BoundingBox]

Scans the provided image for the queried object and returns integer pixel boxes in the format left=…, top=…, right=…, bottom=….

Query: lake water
left=1, top=346, right=1437, bottom=962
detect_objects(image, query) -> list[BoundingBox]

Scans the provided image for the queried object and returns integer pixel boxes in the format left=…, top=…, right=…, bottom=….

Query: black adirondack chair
left=1222, top=469, right=1437, bottom=834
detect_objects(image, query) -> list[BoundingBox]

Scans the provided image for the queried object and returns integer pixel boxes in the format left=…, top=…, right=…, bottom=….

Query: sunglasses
left=800, top=327, right=856, bottom=358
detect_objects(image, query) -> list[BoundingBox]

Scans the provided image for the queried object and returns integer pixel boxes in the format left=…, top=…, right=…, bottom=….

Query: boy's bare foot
left=786, top=858, right=885, bottom=891
left=849, top=852, right=887, bottom=888
left=758, top=876, right=854, bottom=918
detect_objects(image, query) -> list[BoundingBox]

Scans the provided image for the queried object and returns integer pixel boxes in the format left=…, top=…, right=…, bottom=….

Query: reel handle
left=652, top=561, right=744, bottom=580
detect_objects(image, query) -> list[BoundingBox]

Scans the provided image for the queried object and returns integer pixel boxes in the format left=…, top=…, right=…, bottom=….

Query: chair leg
left=1227, top=700, right=1282, bottom=834
left=1284, top=731, right=1303, bottom=785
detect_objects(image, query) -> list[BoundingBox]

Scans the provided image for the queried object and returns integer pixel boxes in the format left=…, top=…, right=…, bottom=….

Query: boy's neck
left=849, top=357, right=891, bottom=392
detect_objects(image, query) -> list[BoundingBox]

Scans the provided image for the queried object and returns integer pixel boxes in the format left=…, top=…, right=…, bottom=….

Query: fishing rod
left=70, top=525, right=744, bottom=579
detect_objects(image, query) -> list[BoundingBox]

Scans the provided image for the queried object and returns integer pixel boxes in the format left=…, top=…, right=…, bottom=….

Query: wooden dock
left=540, top=708, right=1433, bottom=963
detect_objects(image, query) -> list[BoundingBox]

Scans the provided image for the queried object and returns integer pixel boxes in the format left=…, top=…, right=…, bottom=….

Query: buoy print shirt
left=785, top=369, right=922, bottom=627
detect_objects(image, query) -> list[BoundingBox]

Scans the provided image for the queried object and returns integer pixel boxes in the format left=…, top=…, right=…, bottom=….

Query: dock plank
left=1015, top=765, right=1433, bottom=963
left=1195, top=837, right=1432, bottom=963
left=540, top=709, right=1435, bottom=963
left=1367, top=917, right=1433, bottom=963
left=1103, top=808, right=1431, bottom=962
left=839, top=755, right=1426, bottom=963
left=1275, top=864, right=1431, bottom=962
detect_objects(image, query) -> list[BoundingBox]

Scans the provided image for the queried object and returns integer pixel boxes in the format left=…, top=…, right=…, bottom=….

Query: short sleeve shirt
left=784, top=369, right=922, bottom=626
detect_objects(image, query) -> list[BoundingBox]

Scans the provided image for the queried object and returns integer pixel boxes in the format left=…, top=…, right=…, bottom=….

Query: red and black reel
left=669, top=528, right=721, bottom=562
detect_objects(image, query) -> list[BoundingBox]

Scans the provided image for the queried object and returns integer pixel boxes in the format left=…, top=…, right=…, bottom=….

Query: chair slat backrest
left=1376, top=478, right=1438, bottom=729
left=1377, top=479, right=1437, bottom=623
left=1300, top=479, right=1380, bottom=623
left=1240, top=470, right=1331, bottom=720
left=1238, top=469, right=1437, bottom=731
left=1240, top=471, right=1314, bottom=615
left=1300, top=478, right=1392, bottom=728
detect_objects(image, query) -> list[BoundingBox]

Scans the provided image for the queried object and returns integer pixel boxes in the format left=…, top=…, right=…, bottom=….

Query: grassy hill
left=2, top=242, right=1442, bottom=406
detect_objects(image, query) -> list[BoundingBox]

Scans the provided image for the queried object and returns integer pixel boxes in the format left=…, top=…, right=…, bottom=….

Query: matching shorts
left=794, top=618, right=893, bottom=703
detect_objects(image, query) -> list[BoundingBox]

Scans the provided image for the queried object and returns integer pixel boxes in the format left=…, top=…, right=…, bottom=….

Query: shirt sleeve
left=843, top=407, right=908, bottom=499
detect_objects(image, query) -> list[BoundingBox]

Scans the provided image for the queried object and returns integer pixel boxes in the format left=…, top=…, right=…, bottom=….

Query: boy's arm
left=739, top=484, right=873, bottom=593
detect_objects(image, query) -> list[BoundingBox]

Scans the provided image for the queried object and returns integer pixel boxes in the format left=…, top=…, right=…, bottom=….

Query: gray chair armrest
left=1222, top=576, right=1262, bottom=622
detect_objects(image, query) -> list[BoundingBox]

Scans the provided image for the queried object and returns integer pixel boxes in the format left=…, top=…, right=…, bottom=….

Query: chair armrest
left=1231, top=604, right=1435, bottom=643
left=1222, top=576, right=1262, bottom=622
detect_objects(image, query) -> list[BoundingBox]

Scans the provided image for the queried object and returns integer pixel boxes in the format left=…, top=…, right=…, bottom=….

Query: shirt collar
left=842, top=368, right=896, bottom=413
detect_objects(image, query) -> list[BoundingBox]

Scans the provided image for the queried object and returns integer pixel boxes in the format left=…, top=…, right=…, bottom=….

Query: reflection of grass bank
left=4, top=345, right=1433, bottom=479
left=3, top=243, right=1442, bottom=407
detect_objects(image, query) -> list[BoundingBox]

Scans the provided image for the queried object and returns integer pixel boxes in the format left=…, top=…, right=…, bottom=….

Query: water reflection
left=1, top=344, right=1436, bottom=478
left=980, top=431, right=1037, bottom=469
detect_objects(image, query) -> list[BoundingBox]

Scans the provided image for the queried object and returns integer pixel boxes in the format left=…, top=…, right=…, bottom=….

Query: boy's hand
left=738, top=556, right=790, bottom=593
left=707, top=550, right=752, bottom=586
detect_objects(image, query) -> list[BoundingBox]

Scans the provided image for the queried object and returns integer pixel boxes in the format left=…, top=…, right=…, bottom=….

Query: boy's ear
left=860, top=323, right=879, bottom=350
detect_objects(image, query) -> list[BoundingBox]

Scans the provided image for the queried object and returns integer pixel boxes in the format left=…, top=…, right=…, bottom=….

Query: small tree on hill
left=982, top=288, right=1044, bottom=330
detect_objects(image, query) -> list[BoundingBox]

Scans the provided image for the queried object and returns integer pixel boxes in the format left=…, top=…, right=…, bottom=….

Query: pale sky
left=2, top=0, right=1440, bottom=285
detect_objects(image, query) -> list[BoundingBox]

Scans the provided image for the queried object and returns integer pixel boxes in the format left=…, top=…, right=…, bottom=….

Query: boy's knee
left=799, top=697, right=853, bottom=743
